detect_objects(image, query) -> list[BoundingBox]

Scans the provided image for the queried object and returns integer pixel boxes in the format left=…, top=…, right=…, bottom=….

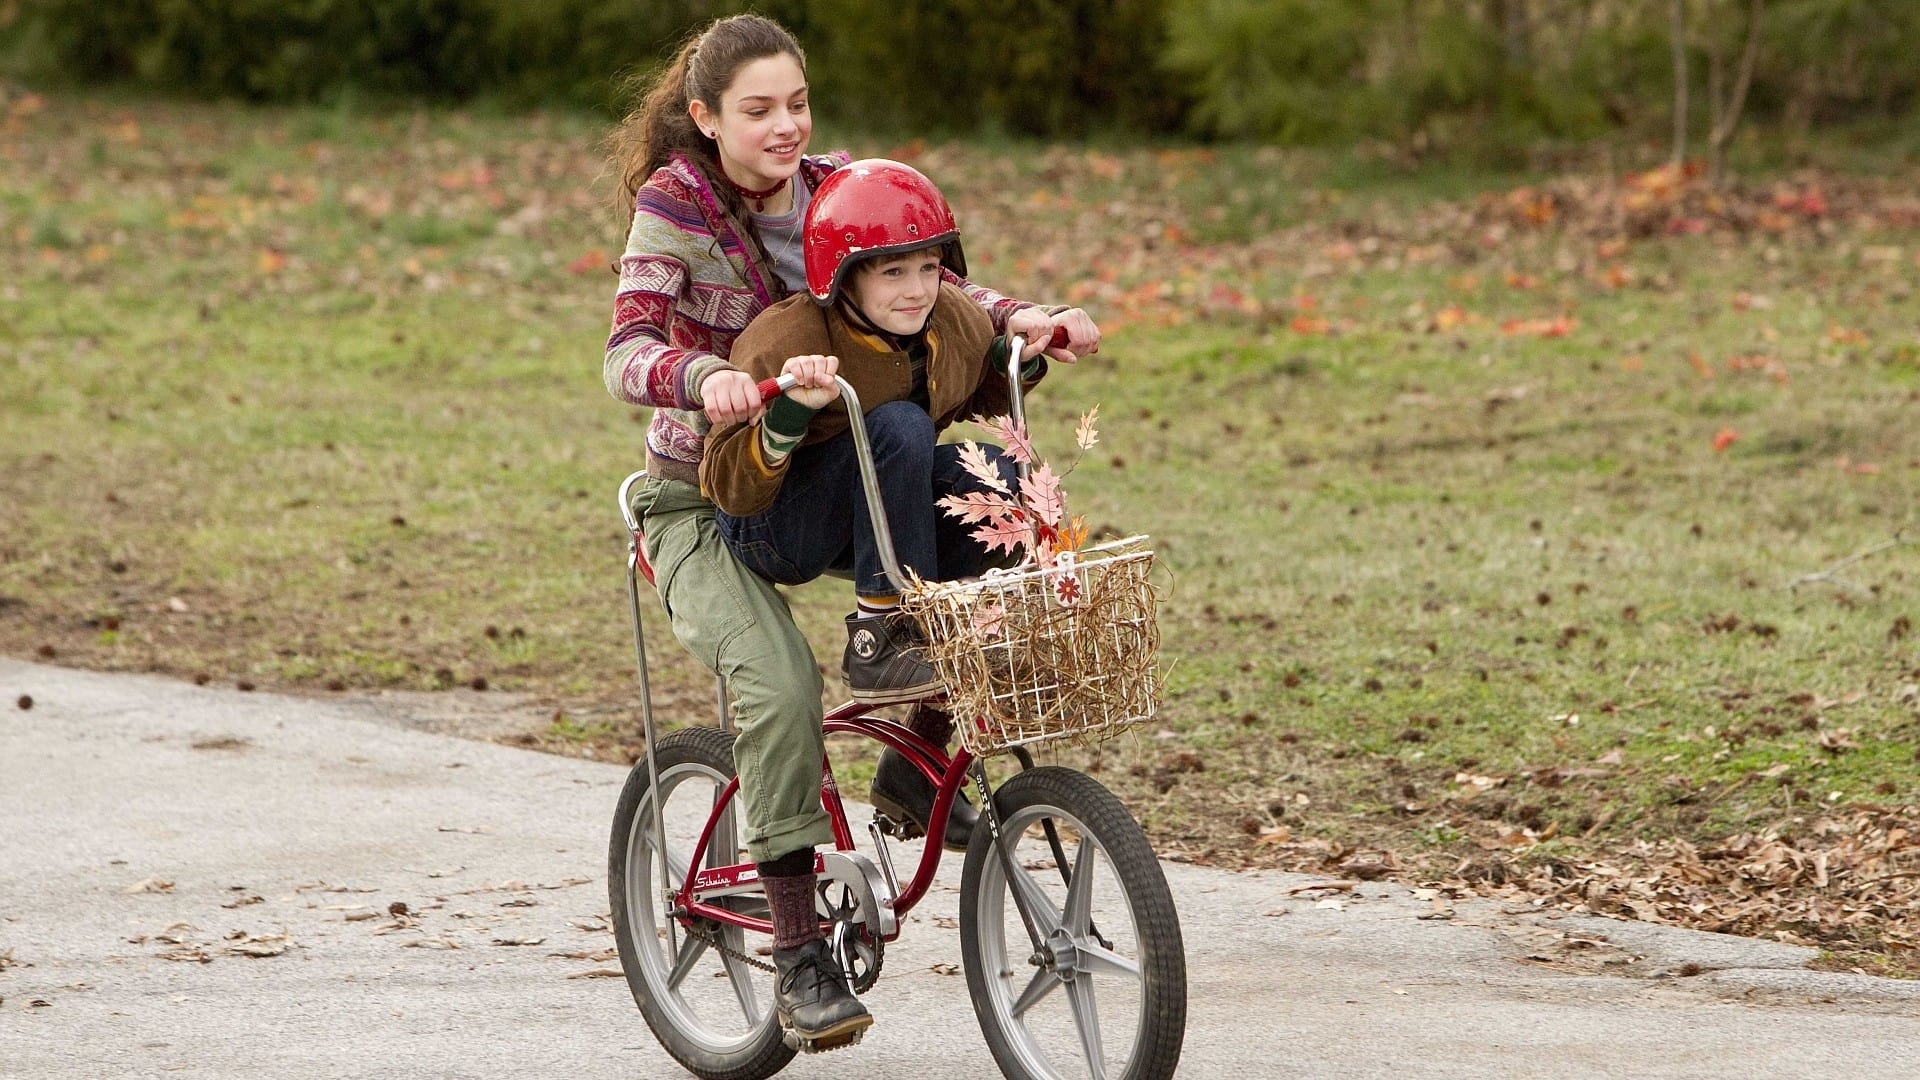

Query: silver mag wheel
left=960, top=766, right=1187, bottom=1080
left=608, top=726, right=793, bottom=1080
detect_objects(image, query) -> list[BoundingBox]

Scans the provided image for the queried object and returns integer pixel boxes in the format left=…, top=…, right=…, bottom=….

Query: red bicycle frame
left=672, top=706, right=977, bottom=941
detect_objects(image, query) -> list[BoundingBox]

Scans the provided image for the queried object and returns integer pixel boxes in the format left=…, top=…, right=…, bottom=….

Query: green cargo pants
left=632, top=475, right=834, bottom=863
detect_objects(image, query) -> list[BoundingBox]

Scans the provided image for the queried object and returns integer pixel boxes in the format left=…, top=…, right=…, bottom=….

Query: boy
left=700, top=158, right=1095, bottom=845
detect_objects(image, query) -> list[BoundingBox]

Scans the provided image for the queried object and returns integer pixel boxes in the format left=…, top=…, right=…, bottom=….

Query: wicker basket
left=900, top=537, right=1162, bottom=756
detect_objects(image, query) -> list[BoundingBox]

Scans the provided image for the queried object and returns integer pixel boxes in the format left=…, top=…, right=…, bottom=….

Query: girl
left=600, top=14, right=1095, bottom=1051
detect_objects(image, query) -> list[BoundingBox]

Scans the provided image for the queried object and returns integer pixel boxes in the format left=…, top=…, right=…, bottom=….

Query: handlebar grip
left=1049, top=326, right=1070, bottom=348
left=756, top=374, right=798, bottom=403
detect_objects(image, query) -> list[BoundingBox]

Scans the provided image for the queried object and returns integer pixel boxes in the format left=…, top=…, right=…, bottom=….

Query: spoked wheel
left=960, top=766, right=1186, bottom=1080
left=608, top=726, right=793, bottom=1080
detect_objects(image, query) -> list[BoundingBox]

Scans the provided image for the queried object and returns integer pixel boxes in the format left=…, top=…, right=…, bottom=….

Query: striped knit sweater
left=603, top=150, right=1034, bottom=485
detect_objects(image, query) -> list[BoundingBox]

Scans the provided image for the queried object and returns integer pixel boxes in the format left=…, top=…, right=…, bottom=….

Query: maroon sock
left=761, top=868, right=822, bottom=951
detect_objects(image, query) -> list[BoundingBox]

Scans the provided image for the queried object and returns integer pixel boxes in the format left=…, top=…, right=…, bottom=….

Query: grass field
left=5, top=92, right=1918, bottom=964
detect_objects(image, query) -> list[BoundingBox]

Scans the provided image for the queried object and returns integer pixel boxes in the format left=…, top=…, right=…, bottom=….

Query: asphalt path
left=3, top=658, right=1917, bottom=1079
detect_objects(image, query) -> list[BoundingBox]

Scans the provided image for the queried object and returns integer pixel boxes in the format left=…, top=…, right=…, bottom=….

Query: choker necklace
left=726, top=175, right=789, bottom=212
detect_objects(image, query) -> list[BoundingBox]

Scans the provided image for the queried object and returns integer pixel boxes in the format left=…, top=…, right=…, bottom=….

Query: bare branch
left=1669, top=0, right=1689, bottom=169
left=1784, top=525, right=1913, bottom=593
left=1709, top=0, right=1767, bottom=187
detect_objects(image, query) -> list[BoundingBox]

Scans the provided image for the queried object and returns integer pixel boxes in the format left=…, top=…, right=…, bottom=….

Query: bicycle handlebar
left=755, top=327, right=1071, bottom=404
left=747, top=327, right=1069, bottom=594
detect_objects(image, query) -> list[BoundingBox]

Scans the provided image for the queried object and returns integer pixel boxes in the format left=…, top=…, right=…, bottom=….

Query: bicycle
left=607, top=336, right=1187, bottom=1080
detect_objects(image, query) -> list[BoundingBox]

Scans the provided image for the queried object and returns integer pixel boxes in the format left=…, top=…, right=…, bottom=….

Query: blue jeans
left=718, top=401, right=1020, bottom=598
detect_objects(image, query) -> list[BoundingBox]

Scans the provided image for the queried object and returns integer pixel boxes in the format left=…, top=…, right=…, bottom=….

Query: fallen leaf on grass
left=1500, top=315, right=1575, bottom=338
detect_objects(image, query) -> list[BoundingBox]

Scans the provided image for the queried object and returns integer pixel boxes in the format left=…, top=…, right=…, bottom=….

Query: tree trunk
left=1708, top=0, right=1766, bottom=188
left=1669, top=0, right=1689, bottom=169
left=1499, top=0, right=1533, bottom=71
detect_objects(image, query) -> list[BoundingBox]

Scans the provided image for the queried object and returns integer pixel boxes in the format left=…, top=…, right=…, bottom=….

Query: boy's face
left=848, top=250, right=942, bottom=336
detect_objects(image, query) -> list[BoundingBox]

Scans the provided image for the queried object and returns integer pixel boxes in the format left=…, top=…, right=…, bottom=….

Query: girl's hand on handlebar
left=699, top=369, right=765, bottom=425
left=1045, top=308, right=1100, bottom=363
left=780, top=354, right=840, bottom=409
left=1006, top=308, right=1057, bottom=362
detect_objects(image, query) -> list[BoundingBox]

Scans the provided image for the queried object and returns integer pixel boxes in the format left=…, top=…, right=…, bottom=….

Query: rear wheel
left=959, top=766, right=1186, bottom=1080
left=608, top=726, right=793, bottom=1080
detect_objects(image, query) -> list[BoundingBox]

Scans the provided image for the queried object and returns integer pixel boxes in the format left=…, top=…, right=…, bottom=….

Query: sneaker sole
left=845, top=679, right=945, bottom=706
left=781, top=1012, right=874, bottom=1053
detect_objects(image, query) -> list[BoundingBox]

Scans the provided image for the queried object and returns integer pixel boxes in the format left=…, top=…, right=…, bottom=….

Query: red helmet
left=803, top=159, right=968, bottom=305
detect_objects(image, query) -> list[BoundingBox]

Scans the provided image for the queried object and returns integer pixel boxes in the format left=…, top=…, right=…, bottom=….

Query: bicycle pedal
left=782, top=1023, right=869, bottom=1054
left=872, top=810, right=924, bottom=843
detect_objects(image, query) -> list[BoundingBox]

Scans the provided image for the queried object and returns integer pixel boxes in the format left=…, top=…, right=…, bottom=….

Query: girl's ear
left=688, top=99, right=714, bottom=139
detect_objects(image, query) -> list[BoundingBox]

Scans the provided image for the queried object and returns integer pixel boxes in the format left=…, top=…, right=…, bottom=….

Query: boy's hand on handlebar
left=1045, top=308, right=1100, bottom=363
left=780, top=354, right=840, bottom=409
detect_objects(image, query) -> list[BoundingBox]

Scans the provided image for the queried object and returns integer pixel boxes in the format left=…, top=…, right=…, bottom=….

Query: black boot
left=842, top=611, right=942, bottom=705
left=870, top=746, right=978, bottom=851
left=771, top=938, right=872, bottom=1051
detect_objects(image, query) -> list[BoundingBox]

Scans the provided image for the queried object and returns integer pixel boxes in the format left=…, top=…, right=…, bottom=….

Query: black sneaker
left=842, top=612, right=943, bottom=705
left=870, top=746, right=978, bottom=851
left=772, top=938, right=872, bottom=1051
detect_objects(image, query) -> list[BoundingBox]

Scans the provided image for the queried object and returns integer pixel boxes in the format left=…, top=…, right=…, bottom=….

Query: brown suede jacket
left=700, top=281, right=1043, bottom=516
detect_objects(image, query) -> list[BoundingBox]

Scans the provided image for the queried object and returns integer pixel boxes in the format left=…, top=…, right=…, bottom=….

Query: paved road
left=3, top=659, right=1917, bottom=1079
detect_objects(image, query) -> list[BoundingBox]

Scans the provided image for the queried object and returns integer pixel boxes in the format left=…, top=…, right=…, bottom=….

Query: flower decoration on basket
left=934, top=406, right=1101, bottom=611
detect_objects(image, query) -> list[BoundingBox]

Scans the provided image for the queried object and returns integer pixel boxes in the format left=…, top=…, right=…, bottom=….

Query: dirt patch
left=337, top=687, right=559, bottom=743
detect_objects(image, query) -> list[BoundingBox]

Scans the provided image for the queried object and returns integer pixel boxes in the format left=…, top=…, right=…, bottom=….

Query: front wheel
left=608, top=726, right=793, bottom=1080
left=959, top=766, right=1187, bottom=1080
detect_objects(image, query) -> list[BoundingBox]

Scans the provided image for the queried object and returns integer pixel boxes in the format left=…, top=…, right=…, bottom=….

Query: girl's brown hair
left=605, top=14, right=807, bottom=230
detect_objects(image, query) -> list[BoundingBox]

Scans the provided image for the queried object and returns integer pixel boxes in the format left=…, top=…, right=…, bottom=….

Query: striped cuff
left=757, top=395, right=818, bottom=465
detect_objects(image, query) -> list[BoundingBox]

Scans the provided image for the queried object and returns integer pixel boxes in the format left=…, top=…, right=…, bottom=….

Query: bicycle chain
left=683, top=917, right=777, bottom=974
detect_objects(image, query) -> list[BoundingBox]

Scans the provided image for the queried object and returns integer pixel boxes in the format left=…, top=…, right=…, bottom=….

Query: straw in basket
left=903, top=535, right=1162, bottom=757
